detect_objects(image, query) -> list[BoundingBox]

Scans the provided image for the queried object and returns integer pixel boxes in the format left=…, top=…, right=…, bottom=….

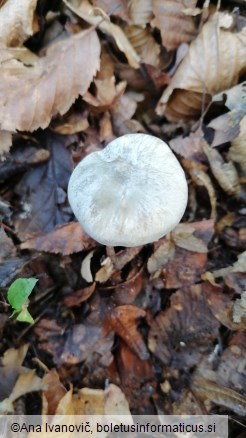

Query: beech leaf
left=157, top=12, right=246, bottom=121
left=0, top=29, right=100, bottom=132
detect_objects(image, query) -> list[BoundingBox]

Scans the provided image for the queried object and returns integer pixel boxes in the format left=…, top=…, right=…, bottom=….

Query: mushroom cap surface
left=68, top=133, right=188, bottom=247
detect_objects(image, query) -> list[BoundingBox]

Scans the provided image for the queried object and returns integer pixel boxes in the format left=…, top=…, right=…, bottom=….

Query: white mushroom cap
left=68, top=133, right=188, bottom=247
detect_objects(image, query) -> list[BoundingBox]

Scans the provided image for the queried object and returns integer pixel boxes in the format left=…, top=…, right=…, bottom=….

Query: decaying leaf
left=207, top=250, right=246, bottom=279
left=228, top=115, right=246, bottom=176
left=64, top=0, right=140, bottom=68
left=0, top=345, right=44, bottom=413
left=109, top=305, right=149, bottom=360
left=189, top=166, right=217, bottom=220
left=157, top=13, right=246, bottom=121
left=0, top=29, right=100, bottom=131
left=128, top=0, right=153, bottom=26
left=20, top=222, right=96, bottom=255
left=203, top=143, right=241, bottom=196
left=124, top=25, right=160, bottom=66
left=192, top=376, right=246, bottom=416
left=42, top=369, right=67, bottom=415
left=171, top=221, right=213, bottom=253
left=147, top=238, right=175, bottom=276
left=0, top=0, right=38, bottom=47
left=169, top=128, right=207, bottom=162
left=92, top=0, right=131, bottom=23
left=148, top=284, right=219, bottom=368
left=151, top=0, right=197, bottom=51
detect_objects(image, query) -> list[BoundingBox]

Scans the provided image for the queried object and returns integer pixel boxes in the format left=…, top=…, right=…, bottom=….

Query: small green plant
left=7, top=278, right=38, bottom=324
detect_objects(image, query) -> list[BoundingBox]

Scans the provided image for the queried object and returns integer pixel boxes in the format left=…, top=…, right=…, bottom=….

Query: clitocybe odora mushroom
left=68, top=133, right=188, bottom=247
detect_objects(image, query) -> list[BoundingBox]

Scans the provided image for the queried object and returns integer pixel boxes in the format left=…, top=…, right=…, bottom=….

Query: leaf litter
left=0, top=0, right=245, bottom=434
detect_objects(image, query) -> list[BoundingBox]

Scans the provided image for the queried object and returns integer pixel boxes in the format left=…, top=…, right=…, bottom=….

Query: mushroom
left=68, top=133, right=188, bottom=247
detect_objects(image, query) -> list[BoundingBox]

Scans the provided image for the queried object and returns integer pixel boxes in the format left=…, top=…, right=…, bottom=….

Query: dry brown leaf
left=92, top=0, right=131, bottom=23
left=0, top=130, right=12, bottom=154
left=148, top=284, right=219, bottom=367
left=0, top=29, right=100, bottom=132
left=169, top=128, right=207, bottom=162
left=171, top=223, right=211, bottom=253
left=128, top=0, right=153, bottom=26
left=20, top=222, right=96, bottom=255
left=84, top=77, right=126, bottom=110
left=42, top=369, right=67, bottom=415
left=53, top=112, right=89, bottom=135
left=203, top=143, right=241, bottom=195
left=157, top=12, right=246, bottom=121
left=147, top=238, right=175, bottom=275
left=109, top=305, right=149, bottom=360
left=0, top=0, right=38, bottom=46
left=124, top=25, right=160, bottom=66
left=151, top=0, right=197, bottom=51
left=64, top=0, right=140, bottom=68
left=228, top=115, right=246, bottom=176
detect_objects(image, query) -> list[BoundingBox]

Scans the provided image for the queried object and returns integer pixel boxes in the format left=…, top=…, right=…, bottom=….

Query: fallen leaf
left=151, top=0, right=197, bottom=51
left=148, top=284, right=219, bottom=368
left=0, top=345, right=44, bottom=413
left=109, top=305, right=149, bottom=360
left=228, top=115, right=246, bottom=176
left=117, top=341, right=156, bottom=413
left=14, top=133, right=73, bottom=240
left=42, top=369, right=67, bottom=415
left=92, top=0, right=131, bottom=23
left=192, top=376, right=246, bottom=416
left=124, top=25, right=160, bottom=66
left=60, top=323, right=114, bottom=365
left=0, top=0, right=38, bottom=47
left=20, top=222, right=95, bottom=254
left=203, top=143, right=241, bottom=195
left=80, top=250, right=95, bottom=283
left=0, top=29, right=100, bottom=131
left=169, top=128, right=207, bottom=162
left=63, top=283, right=96, bottom=307
left=189, top=166, right=217, bottom=220
left=157, top=13, right=246, bottom=121
left=171, top=221, right=214, bottom=253
left=128, top=0, right=153, bottom=26
left=147, top=238, right=175, bottom=276
left=64, top=0, right=140, bottom=68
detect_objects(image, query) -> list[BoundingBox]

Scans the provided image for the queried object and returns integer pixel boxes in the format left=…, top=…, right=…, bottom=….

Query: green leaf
left=16, top=309, right=34, bottom=324
left=7, top=278, right=38, bottom=310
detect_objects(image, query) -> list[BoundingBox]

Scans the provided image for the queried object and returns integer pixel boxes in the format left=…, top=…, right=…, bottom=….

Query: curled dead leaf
left=64, top=0, right=140, bottom=68
left=151, top=0, right=197, bottom=51
left=203, top=143, right=241, bottom=196
left=157, top=13, right=246, bottom=121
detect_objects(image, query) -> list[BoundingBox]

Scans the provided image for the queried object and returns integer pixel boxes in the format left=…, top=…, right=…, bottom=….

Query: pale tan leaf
left=147, top=239, right=175, bottom=275
left=190, top=167, right=217, bottom=220
left=128, top=0, right=153, bottom=26
left=203, top=143, right=241, bottom=195
left=0, top=30, right=100, bottom=131
left=171, top=224, right=209, bottom=253
left=8, top=370, right=44, bottom=403
left=92, top=0, right=130, bottom=23
left=169, top=128, right=206, bottom=162
left=2, top=344, right=28, bottom=367
left=124, top=25, right=160, bottom=66
left=104, top=384, right=131, bottom=415
left=208, top=251, right=246, bottom=278
left=151, top=0, right=197, bottom=51
left=64, top=0, right=140, bottom=68
left=157, top=12, right=246, bottom=121
left=0, top=0, right=38, bottom=46
left=84, top=76, right=126, bottom=110
left=228, top=115, right=246, bottom=176
left=0, top=130, right=12, bottom=154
